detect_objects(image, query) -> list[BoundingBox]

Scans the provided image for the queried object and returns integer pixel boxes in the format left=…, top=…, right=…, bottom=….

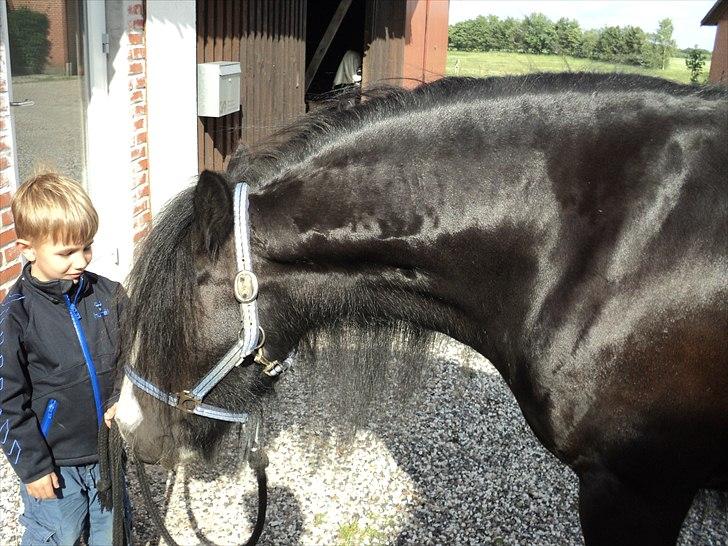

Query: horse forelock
left=122, top=189, right=203, bottom=391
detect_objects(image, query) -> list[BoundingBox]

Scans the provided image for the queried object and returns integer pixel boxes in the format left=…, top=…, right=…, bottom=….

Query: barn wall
left=709, top=17, right=728, bottom=83
left=362, top=0, right=406, bottom=87
left=403, top=0, right=448, bottom=86
left=197, top=0, right=306, bottom=172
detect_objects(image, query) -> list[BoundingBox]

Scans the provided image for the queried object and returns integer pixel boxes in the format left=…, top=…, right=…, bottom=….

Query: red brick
left=0, top=288, right=7, bottom=301
left=0, top=262, right=21, bottom=285
left=0, top=227, right=16, bottom=246
left=129, top=47, right=145, bottom=60
left=2, top=209, right=13, bottom=227
left=133, top=228, right=149, bottom=244
left=0, top=191, right=12, bottom=208
left=134, top=118, right=145, bottom=130
left=130, top=90, right=143, bottom=102
left=133, top=199, right=149, bottom=215
left=135, top=77, right=146, bottom=88
left=129, top=62, right=143, bottom=75
left=129, top=33, right=144, bottom=45
left=4, top=245, right=19, bottom=262
left=131, top=173, right=148, bottom=189
left=134, top=104, right=146, bottom=116
left=135, top=183, right=150, bottom=198
left=131, top=145, right=147, bottom=160
left=136, top=132, right=147, bottom=145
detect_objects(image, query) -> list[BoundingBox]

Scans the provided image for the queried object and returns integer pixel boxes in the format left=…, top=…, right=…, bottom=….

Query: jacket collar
left=21, top=261, right=84, bottom=303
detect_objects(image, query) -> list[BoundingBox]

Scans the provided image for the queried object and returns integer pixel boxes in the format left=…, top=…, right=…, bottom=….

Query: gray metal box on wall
left=197, top=62, right=241, bottom=117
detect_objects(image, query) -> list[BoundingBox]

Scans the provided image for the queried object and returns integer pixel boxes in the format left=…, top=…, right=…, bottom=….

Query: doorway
left=6, top=0, right=89, bottom=185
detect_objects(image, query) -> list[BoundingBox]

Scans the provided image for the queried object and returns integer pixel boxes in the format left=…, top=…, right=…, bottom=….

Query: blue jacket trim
left=64, top=277, right=103, bottom=426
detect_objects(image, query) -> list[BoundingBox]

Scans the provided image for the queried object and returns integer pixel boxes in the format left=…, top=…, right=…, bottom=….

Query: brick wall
left=128, top=1, right=151, bottom=247
left=0, top=40, right=20, bottom=300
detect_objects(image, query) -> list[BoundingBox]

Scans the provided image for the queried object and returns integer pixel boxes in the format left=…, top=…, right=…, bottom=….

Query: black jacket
left=0, top=263, right=124, bottom=483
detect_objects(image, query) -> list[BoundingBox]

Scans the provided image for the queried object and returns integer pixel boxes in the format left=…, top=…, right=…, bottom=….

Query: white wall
left=146, top=0, right=198, bottom=216
left=85, top=0, right=133, bottom=283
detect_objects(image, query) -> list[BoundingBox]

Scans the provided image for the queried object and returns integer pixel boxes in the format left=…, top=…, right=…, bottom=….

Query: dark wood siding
left=362, top=0, right=406, bottom=87
left=197, top=0, right=306, bottom=172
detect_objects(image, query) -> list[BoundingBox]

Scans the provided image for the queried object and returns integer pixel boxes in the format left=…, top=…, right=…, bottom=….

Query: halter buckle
left=176, top=390, right=201, bottom=413
left=254, top=348, right=281, bottom=377
left=234, top=271, right=258, bottom=303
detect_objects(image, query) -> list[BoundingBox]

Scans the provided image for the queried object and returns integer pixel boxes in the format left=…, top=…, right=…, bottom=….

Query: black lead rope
left=99, top=422, right=269, bottom=546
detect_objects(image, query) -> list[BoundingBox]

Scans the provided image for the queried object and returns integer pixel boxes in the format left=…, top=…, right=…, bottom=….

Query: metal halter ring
left=234, top=270, right=259, bottom=303
left=176, top=390, right=201, bottom=413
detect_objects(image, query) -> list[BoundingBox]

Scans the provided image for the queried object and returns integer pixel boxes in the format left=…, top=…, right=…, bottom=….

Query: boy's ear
left=192, top=170, right=234, bottom=257
left=16, top=239, right=35, bottom=262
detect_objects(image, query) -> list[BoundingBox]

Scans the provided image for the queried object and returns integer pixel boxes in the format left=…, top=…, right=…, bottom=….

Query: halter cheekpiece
left=125, top=183, right=291, bottom=423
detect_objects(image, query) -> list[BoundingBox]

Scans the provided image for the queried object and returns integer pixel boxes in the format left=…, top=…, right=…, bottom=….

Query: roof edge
left=702, top=0, right=728, bottom=26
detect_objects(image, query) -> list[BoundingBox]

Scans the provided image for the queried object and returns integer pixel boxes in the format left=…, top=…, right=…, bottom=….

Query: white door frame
left=1, top=0, right=20, bottom=194
left=84, top=0, right=133, bottom=282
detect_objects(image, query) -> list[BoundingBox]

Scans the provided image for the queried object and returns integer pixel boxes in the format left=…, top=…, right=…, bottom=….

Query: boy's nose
left=72, top=252, right=90, bottom=269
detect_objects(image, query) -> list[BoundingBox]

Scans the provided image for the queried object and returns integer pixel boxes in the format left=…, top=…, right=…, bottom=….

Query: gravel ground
left=1, top=340, right=726, bottom=545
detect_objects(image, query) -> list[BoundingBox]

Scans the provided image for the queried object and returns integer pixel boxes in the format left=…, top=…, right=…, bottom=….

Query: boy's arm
left=104, top=284, right=130, bottom=410
left=0, top=315, right=56, bottom=484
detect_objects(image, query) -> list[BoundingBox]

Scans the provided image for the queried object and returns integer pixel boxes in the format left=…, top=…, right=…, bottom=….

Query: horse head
left=115, top=170, right=290, bottom=466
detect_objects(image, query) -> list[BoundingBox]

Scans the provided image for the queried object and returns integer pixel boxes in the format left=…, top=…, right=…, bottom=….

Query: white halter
left=125, top=183, right=291, bottom=423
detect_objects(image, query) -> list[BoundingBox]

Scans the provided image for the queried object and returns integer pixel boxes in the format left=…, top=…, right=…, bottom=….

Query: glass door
left=7, top=0, right=89, bottom=186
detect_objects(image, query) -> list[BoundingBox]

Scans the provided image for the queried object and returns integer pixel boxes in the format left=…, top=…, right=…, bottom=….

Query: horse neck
left=249, top=133, right=544, bottom=369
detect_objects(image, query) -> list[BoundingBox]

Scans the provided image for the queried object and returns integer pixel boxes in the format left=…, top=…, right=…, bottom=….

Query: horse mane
left=121, top=189, right=201, bottom=390
left=227, top=72, right=728, bottom=188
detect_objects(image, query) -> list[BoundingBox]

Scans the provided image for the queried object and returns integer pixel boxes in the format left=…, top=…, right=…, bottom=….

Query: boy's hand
left=26, top=472, right=59, bottom=499
left=104, top=403, right=117, bottom=429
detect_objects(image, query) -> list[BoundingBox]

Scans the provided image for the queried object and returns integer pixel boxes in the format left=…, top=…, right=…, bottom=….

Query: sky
left=448, top=1, right=718, bottom=50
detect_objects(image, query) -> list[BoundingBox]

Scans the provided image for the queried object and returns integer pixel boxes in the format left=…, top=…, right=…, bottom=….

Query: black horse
left=115, top=73, right=728, bottom=545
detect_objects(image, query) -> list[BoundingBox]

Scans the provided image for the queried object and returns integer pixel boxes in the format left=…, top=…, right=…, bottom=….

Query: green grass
left=446, top=51, right=711, bottom=85
left=336, top=520, right=389, bottom=546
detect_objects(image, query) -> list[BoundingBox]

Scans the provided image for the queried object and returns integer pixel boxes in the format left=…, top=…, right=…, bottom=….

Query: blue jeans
left=19, top=463, right=129, bottom=545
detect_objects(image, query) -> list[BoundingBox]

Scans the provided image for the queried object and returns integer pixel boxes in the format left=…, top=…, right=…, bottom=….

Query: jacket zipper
left=63, top=277, right=104, bottom=426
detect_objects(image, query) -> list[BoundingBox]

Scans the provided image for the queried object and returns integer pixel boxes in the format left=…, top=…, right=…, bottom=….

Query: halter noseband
left=124, top=183, right=292, bottom=423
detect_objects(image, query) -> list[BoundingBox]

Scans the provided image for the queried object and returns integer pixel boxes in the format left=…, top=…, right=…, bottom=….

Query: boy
left=0, top=173, right=126, bottom=545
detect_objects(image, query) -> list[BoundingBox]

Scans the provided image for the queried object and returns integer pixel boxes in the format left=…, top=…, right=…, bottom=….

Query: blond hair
left=11, top=173, right=98, bottom=245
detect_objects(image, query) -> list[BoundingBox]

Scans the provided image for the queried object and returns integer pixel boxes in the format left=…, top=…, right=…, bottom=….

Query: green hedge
left=8, top=7, right=50, bottom=75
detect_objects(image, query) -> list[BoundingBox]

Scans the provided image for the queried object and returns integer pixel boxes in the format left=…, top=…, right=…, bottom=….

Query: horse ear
left=192, top=170, right=234, bottom=257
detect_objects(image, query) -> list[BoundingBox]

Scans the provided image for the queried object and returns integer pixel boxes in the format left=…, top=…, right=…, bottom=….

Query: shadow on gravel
left=258, top=338, right=728, bottom=546
left=122, top=338, right=727, bottom=545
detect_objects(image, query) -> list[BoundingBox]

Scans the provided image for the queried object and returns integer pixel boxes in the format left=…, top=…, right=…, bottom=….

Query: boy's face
left=16, top=239, right=93, bottom=282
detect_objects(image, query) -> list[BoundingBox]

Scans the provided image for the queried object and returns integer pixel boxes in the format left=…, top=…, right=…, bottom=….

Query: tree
left=621, top=26, right=648, bottom=65
left=645, top=18, right=677, bottom=69
left=594, top=26, right=623, bottom=62
left=554, top=18, right=583, bottom=57
left=521, top=13, right=558, bottom=55
left=498, top=17, right=523, bottom=52
left=579, top=29, right=600, bottom=59
left=685, top=46, right=706, bottom=84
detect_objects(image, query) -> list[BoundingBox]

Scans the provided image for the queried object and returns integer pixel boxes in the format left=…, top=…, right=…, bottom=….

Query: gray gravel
left=1, top=339, right=726, bottom=545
